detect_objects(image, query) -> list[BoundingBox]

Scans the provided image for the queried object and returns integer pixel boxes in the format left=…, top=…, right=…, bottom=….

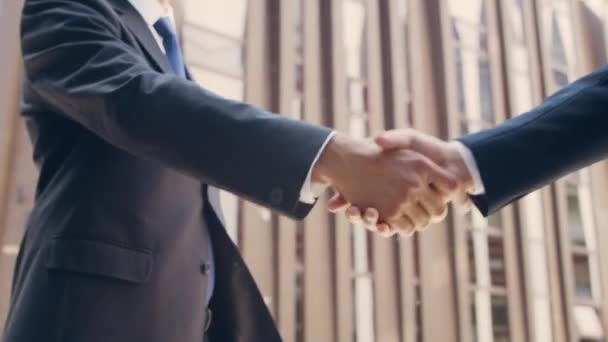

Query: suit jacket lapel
left=110, top=0, right=174, bottom=74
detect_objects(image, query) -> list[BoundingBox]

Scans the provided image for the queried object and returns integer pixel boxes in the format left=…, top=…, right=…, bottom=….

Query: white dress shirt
left=453, top=142, right=486, bottom=195
left=127, top=0, right=333, bottom=304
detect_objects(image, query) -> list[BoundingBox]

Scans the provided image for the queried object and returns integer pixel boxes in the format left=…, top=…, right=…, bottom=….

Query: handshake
left=312, top=129, right=477, bottom=237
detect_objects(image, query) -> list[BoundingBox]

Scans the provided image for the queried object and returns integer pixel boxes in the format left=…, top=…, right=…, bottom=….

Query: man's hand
left=326, top=129, right=475, bottom=237
left=312, top=132, right=461, bottom=234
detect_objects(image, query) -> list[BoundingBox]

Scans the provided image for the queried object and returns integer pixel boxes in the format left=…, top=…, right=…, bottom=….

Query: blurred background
left=1, top=0, right=608, bottom=341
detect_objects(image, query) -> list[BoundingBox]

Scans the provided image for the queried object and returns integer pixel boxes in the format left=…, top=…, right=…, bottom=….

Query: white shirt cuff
left=299, top=132, right=336, bottom=204
left=451, top=141, right=486, bottom=196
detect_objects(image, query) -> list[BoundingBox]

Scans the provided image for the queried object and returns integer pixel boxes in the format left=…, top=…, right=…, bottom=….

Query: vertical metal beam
left=319, top=1, right=353, bottom=341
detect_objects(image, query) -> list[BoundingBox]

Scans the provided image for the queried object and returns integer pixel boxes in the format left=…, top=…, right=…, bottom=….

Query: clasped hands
left=312, top=129, right=475, bottom=237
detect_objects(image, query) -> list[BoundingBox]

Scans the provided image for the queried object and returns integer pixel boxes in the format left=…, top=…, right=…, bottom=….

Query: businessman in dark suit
left=335, top=63, right=608, bottom=233
left=6, top=0, right=463, bottom=341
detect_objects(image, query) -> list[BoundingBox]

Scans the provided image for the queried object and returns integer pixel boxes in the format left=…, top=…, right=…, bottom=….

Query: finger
left=327, top=192, right=350, bottom=213
left=454, top=193, right=474, bottom=213
left=402, top=202, right=431, bottom=229
left=418, top=186, right=449, bottom=224
left=346, top=206, right=364, bottom=225
left=388, top=215, right=416, bottom=237
left=363, top=208, right=380, bottom=228
left=377, top=223, right=391, bottom=233
left=419, top=156, right=460, bottom=197
left=374, top=130, right=414, bottom=151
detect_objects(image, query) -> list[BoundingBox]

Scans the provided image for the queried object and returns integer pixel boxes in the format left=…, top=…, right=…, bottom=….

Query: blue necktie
left=153, top=17, right=186, bottom=78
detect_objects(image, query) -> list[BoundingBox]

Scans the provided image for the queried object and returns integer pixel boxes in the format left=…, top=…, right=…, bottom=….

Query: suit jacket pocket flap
left=46, top=238, right=152, bottom=284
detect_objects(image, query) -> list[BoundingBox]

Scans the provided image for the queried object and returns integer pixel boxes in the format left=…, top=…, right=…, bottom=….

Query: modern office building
left=1, top=0, right=608, bottom=341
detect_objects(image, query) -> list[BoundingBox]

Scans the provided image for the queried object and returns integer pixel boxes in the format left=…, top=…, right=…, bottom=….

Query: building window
left=397, top=0, right=413, bottom=126
left=450, top=0, right=495, bottom=134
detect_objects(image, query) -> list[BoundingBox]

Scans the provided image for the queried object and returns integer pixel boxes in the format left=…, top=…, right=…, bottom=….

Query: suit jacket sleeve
left=458, top=64, right=608, bottom=216
left=20, top=0, right=331, bottom=219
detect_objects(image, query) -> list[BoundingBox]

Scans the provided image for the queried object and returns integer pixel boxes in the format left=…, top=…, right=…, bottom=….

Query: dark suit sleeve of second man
left=20, top=0, right=331, bottom=219
left=458, top=64, right=608, bottom=216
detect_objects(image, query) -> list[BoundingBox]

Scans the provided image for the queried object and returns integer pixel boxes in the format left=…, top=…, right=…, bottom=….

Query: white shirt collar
left=128, top=0, right=174, bottom=26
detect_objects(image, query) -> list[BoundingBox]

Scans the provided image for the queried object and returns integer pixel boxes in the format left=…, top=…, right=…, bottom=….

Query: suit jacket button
left=200, top=262, right=211, bottom=275
left=269, top=188, right=283, bottom=206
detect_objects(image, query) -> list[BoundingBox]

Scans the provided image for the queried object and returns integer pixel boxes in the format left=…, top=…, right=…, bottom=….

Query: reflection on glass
left=343, top=0, right=368, bottom=115
left=183, top=25, right=244, bottom=78
left=552, top=69, right=569, bottom=87
left=489, top=236, right=507, bottom=287
left=343, top=0, right=367, bottom=80
left=415, top=285, right=423, bottom=342
left=468, top=231, right=477, bottom=284
left=455, top=49, right=467, bottom=125
left=294, top=0, right=303, bottom=55
left=573, top=253, right=593, bottom=300
left=450, top=0, right=494, bottom=135
left=551, top=15, right=568, bottom=67
left=398, top=0, right=412, bottom=126
left=470, top=293, right=479, bottom=342
left=295, top=269, right=304, bottom=341
left=546, top=1, right=576, bottom=94
left=183, top=0, right=248, bottom=38
left=487, top=213, right=502, bottom=229
left=492, top=295, right=510, bottom=342
left=479, top=59, right=494, bottom=124
left=567, top=183, right=586, bottom=247
left=510, top=0, right=527, bottom=44
left=347, top=80, right=368, bottom=114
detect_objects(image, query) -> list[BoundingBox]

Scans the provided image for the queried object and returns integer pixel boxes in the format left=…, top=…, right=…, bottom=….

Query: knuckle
left=400, top=179, right=419, bottom=197
left=412, top=157, right=426, bottom=172
left=431, top=203, right=447, bottom=216
left=445, top=176, right=459, bottom=192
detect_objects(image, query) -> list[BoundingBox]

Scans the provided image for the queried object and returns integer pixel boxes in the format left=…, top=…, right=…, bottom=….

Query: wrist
left=447, top=142, right=475, bottom=192
left=311, top=133, right=375, bottom=187
left=311, top=133, right=348, bottom=186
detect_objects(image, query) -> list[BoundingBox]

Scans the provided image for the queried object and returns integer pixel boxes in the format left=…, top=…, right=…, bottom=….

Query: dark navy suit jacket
left=5, top=0, right=331, bottom=341
left=460, top=65, right=608, bottom=215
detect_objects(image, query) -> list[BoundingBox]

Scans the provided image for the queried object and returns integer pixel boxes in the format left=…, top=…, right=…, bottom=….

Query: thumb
left=327, top=192, right=350, bottom=213
left=374, top=130, right=414, bottom=151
